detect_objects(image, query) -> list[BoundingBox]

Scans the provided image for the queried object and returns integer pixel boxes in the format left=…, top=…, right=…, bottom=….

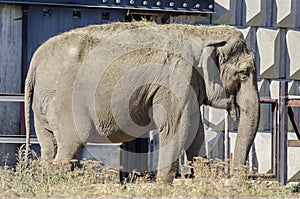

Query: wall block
left=238, top=26, right=259, bottom=53
left=269, top=80, right=298, bottom=96
left=275, top=0, right=300, bottom=28
left=287, top=29, right=300, bottom=80
left=244, top=0, right=268, bottom=26
left=238, top=26, right=252, bottom=48
left=270, top=80, right=280, bottom=99
left=204, top=107, right=226, bottom=131
left=212, top=0, right=237, bottom=25
left=287, top=81, right=300, bottom=132
left=205, top=129, right=224, bottom=159
left=288, top=80, right=300, bottom=96
left=256, top=28, right=281, bottom=79
left=257, top=79, right=271, bottom=131
left=287, top=132, right=300, bottom=181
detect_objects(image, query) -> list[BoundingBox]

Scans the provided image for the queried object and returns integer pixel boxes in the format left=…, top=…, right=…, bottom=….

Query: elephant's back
left=65, top=22, right=243, bottom=44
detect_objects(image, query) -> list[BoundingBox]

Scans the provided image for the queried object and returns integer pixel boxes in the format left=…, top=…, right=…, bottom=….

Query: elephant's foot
left=156, top=161, right=178, bottom=184
left=54, top=141, right=83, bottom=162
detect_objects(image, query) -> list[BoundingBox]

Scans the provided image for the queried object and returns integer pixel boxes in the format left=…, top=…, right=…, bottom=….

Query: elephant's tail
left=24, top=64, right=35, bottom=160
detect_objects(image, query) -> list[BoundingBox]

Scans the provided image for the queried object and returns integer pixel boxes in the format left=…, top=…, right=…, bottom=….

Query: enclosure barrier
left=257, top=81, right=300, bottom=186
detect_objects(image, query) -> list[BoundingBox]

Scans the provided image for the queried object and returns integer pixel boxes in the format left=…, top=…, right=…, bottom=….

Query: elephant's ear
left=205, top=41, right=227, bottom=63
left=205, top=40, right=227, bottom=48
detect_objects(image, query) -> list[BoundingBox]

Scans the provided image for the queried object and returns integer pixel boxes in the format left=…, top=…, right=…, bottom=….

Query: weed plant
left=0, top=145, right=299, bottom=198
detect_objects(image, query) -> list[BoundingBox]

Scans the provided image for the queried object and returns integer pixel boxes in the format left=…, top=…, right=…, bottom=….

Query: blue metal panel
left=21, top=4, right=126, bottom=137
left=0, top=0, right=214, bottom=13
left=20, top=5, right=127, bottom=166
left=24, top=6, right=126, bottom=73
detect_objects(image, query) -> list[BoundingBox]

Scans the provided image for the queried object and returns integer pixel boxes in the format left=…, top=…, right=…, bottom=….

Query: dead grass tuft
left=0, top=146, right=299, bottom=198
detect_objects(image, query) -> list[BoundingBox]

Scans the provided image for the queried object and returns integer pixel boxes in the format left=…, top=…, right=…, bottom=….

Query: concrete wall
left=171, top=0, right=300, bottom=181
left=0, top=4, right=22, bottom=165
left=213, top=0, right=300, bottom=182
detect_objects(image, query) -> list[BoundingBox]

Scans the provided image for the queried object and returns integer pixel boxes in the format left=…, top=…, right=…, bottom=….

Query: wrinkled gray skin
left=25, top=23, right=259, bottom=183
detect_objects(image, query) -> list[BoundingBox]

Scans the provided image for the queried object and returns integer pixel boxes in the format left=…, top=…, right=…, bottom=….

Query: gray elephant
left=24, top=22, right=259, bottom=183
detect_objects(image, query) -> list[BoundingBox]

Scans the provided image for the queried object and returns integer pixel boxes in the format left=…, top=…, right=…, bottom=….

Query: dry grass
left=0, top=145, right=299, bottom=198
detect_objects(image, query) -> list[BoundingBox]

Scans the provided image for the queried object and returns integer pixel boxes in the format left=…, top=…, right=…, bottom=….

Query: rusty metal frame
left=259, top=98, right=277, bottom=179
left=259, top=81, right=300, bottom=186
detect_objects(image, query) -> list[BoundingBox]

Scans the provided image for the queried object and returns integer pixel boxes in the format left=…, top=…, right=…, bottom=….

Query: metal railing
left=258, top=81, right=300, bottom=186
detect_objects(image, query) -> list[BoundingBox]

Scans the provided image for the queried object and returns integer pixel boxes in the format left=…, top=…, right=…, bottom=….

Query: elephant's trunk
left=233, top=72, right=260, bottom=166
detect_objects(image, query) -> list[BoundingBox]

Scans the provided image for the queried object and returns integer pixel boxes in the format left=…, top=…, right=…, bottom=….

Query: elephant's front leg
left=156, top=125, right=184, bottom=183
left=185, top=113, right=206, bottom=161
left=154, top=99, right=199, bottom=183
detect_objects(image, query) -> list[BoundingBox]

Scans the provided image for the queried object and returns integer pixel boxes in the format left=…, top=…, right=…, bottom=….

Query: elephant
left=24, top=22, right=259, bottom=183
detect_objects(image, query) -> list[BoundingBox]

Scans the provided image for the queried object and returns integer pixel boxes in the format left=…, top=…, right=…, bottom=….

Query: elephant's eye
left=240, top=69, right=248, bottom=75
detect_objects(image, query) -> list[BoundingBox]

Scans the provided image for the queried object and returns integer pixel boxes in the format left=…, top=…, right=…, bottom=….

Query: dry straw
left=0, top=145, right=298, bottom=197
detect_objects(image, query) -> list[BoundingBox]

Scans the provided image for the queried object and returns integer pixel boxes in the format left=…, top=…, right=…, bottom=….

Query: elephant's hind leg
left=53, top=123, right=84, bottom=161
left=34, top=115, right=57, bottom=160
left=54, top=138, right=83, bottom=161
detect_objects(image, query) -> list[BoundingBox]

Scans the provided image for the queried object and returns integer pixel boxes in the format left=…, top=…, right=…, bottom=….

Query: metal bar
left=0, top=93, right=24, bottom=96
left=85, top=143, right=122, bottom=146
left=0, top=0, right=214, bottom=14
left=0, top=93, right=24, bottom=102
left=287, top=107, right=300, bottom=139
left=260, top=98, right=277, bottom=104
left=0, top=135, right=38, bottom=144
left=0, top=135, right=121, bottom=146
left=287, top=140, right=300, bottom=147
left=278, top=81, right=288, bottom=186
left=224, top=111, right=230, bottom=173
left=288, top=95, right=300, bottom=100
left=20, top=103, right=25, bottom=135
left=259, top=98, right=279, bottom=178
left=288, top=99, right=300, bottom=107
left=271, top=102, right=278, bottom=177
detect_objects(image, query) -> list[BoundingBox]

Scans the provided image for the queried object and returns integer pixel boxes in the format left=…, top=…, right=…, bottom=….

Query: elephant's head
left=215, top=35, right=260, bottom=167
